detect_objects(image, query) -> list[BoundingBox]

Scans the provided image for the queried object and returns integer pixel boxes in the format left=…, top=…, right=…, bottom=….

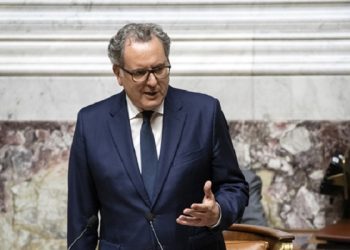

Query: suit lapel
left=152, top=87, right=187, bottom=207
left=108, top=92, right=151, bottom=206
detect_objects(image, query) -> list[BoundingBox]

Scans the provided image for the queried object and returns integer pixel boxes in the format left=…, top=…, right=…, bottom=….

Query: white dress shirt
left=126, top=95, right=164, bottom=172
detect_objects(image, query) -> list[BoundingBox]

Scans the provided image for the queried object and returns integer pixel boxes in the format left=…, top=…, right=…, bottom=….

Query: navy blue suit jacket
left=67, top=86, right=248, bottom=250
left=241, top=169, right=268, bottom=227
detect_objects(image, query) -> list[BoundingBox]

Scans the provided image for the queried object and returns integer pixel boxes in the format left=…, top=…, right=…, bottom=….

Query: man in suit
left=241, top=169, right=268, bottom=227
left=67, top=23, right=249, bottom=250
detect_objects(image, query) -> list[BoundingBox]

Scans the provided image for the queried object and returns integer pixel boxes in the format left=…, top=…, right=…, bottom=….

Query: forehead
left=123, top=36, right=167, bottom=68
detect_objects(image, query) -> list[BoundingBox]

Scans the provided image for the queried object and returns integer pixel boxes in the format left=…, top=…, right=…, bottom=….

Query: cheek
left=160, top=81, right=169, bottom=94
left=116, top=76, right=126, bottom=87
left=126, top=85, right=143, bottom=99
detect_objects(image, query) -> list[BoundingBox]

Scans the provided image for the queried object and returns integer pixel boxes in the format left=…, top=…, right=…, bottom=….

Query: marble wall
left=1, top=120, right=349, bottom=249
left=230, top=121, right=349, bottom=228
left=0, top=122, right=74, bottom=249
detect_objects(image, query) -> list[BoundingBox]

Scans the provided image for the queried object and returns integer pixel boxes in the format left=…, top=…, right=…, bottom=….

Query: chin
left=142, top=100, right=162, bottom=110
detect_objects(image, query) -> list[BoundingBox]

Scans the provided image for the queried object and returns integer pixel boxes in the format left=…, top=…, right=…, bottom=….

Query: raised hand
left=176, top=180, right=220, bottom=227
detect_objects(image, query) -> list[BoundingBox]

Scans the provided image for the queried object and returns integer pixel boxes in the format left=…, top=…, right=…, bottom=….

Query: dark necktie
left=140, top=111, right=158, bottom=198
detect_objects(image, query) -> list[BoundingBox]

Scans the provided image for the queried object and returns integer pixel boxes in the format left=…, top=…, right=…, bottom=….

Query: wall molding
left=0, top=0, right=349, bottom=76
left=1, top=0, right=350, bottom=4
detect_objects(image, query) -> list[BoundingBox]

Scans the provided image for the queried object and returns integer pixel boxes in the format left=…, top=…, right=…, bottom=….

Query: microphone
left=68, top=215, right=98, bottom=250
left=145, top=213, right=164, bottom=250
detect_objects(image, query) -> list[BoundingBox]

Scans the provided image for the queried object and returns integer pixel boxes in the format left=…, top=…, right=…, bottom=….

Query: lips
left=145, top=91, right=157, bottom=96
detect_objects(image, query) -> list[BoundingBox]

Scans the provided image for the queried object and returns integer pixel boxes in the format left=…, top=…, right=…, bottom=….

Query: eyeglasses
left=118, top=65, right=171, bottom=83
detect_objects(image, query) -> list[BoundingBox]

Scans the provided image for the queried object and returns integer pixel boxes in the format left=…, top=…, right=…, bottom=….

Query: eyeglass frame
left=117, top=64, right=171, bottom=83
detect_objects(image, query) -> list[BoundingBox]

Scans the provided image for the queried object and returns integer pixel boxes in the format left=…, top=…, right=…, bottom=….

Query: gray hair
left=107, top=23, right=171, bottom=66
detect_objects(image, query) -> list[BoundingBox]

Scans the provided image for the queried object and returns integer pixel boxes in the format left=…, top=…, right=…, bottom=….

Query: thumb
left=203, top=180, right=214, bottom=200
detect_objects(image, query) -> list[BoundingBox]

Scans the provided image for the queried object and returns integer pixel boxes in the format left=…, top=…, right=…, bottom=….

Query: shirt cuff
left=209, top=202, right=222, bottom=229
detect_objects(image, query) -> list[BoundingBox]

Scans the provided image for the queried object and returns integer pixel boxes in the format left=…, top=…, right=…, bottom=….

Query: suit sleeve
left=241, top=170, right=268, bottom=226
left=210, top=100, right=249, bottom=230
left=67, top=110, right=99, bottom=249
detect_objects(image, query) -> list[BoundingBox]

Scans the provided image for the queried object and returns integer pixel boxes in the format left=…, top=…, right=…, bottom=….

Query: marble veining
left=0, top=120, right=350, bottom=249
left=230, top=121, right=350, bottom=228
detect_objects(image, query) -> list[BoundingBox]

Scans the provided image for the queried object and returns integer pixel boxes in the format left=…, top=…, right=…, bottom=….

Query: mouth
left=144, top=91, right=158, bottom=97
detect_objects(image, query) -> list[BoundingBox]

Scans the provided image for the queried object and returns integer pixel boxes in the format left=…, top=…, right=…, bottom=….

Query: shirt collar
left=125, top=95, right=164, bottom=120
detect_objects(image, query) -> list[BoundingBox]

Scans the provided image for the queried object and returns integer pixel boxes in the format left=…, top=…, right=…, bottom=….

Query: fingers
left=176, top=214, right=202, bottom=226
left=176, top=180, right=220, bottom=227
left=176, top=203, right=219, bottom=227
left=184, top=206, right=208, bottom=217
left=176, top=208, right=208, bottom=227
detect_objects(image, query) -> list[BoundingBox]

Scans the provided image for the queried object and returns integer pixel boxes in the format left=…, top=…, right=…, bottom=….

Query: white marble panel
left=253, top=76, right=350, bottom=120
left=0, top=77, right=120, bottom=120
left=0, top=76, right=254, bottom=121
left=172, top=76, right=254, bottom=120
left=1, top=75, right=350, bottom=121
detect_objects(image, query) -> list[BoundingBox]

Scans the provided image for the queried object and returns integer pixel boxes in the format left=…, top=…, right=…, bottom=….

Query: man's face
left=114, top=36, right=170, bottom=111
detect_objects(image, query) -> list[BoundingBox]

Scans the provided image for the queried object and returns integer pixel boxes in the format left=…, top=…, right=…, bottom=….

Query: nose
left=146, top=72, right=158, bottom=86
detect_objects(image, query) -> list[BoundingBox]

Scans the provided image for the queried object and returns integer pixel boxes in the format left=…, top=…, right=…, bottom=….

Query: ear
left=112, top=65, right=123, bottom=86
left=112, top=64, right=120, bottom=76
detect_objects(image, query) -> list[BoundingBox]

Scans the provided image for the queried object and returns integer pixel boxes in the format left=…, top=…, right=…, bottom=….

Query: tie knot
left=142, top=111, right=153, bottom=121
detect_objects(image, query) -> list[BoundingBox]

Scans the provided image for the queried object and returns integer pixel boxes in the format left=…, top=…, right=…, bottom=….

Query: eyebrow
left=130, top=63, right=167, bottom=72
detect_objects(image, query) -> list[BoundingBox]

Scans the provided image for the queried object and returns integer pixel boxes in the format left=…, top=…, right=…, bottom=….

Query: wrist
left=209, top=202, right=221, bottom=228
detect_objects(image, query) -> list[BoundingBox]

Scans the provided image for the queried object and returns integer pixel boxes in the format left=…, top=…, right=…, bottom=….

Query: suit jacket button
left=145, top=212, right=155, bottom=221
